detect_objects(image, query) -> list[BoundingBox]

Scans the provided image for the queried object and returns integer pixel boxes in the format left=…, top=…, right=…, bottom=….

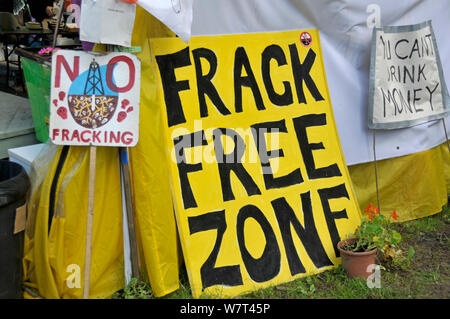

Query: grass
left=113, top=205, right=450, bottom=299
left=112, top=277, right=153, bottom=299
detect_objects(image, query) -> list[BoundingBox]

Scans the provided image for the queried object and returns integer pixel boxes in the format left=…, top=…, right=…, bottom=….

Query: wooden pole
left=83, top=146, right=97, bottom=299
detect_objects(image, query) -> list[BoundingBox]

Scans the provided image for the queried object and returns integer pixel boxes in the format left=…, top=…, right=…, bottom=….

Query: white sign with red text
left=50, top=50, right=140, bottom=147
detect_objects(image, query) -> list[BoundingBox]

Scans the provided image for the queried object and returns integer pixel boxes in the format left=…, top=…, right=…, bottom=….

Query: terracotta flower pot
left=337, top=238, right=377, bottom=279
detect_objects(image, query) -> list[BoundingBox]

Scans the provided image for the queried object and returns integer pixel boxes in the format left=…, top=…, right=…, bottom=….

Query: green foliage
left=113, top=278, right=153, bottom=299
left=344, top=204, right=410, bottom=266
left=389, top=245, right=415, bottom=270
left=419, top=265, right=441, bottom=282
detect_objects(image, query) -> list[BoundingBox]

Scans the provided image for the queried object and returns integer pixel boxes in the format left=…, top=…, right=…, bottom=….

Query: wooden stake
left=83, top=146, right=97, bottom=299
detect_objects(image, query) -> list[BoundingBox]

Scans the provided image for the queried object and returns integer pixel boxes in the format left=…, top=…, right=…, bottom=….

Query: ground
left=114, top=204, right=450, bottom=299
left=389, top=211, right=449, bottom=298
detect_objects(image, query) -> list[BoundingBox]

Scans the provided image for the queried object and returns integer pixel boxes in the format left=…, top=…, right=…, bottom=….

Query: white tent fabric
left=137, top=0, right=194, bottom=43
left=190, top=0, right=450, bottom=165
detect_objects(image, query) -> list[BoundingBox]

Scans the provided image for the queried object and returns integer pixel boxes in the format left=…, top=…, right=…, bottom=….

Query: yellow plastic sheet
left=23, top=146, right=124, bottom=298
left=441, top=142, right=450, bottom=194
left=348, top=142, right=449, bottom=222
left=128, top=8, right=181, bottom=297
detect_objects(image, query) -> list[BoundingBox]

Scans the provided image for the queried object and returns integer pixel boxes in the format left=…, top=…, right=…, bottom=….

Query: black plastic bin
left=0, top=160, right=30, bottom=299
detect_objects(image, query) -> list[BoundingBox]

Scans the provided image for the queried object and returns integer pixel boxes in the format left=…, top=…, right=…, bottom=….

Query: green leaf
left=407, top=246, right=415, bottom=259
left=392, top=230, right=402, bottom=243
left=309, top=284, right=316, bottom=293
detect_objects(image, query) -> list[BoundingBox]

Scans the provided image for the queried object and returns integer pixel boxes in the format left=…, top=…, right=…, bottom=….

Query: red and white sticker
left=300, top=32, right=312, bottom=47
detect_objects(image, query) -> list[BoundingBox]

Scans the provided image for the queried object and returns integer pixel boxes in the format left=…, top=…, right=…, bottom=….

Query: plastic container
left=21, top=57, right=51, bottom=143
left=0, top=160, right=30, bottom=299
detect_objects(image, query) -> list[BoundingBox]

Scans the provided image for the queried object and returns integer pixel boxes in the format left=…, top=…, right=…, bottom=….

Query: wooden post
left=83, top=146, right=97, bottom=299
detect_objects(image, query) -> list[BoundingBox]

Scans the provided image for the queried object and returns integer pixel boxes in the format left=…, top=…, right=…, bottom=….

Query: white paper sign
left=137, top=0, right=193, bottom=43
left=50, top=50, right=141, bottom=147
left=80, top=0, right=136, bottom=47
left=368, top=21, right=450, bottom=129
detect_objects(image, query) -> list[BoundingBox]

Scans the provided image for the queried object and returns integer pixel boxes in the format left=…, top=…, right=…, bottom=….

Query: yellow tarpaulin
left=349, top=142, right=449, bottom=222
left=442, top=143, right=450, bottom=194
left=128, top=8, right=180, bottom=297
left=23, top=146, right=124, bottom=298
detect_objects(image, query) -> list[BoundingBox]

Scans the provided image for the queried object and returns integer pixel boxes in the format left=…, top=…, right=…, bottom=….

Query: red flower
left=365, top=203, right=380, bottom=220
left=390, top=210, right=399, bottom=220
left=365, top=203, right=374, bottom=213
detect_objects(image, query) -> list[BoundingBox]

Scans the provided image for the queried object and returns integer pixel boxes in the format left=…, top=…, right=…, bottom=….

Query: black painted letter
left=234, top=47, right=265, bottom=113
left=261, top=44, right=294, bottom=106
left=251, top=120, right=303, bottom=189
left=289, top=45, right=324, bottom=104
left=189, top=210, right=243, bottom=289
left=272, top=193, right=333, bottom=276
left=155, top=47, right=191, bottom=127
left=192, top=48, right=231, bottom=118
left=292, top=113, right=342, bottom=180
left=213, top=128, right=261, bottom=202
left=317, top=183, right=350, bottom=257
left=173, top=130, right=208, bottom=209
left=236, top=205, right=281, bottom=282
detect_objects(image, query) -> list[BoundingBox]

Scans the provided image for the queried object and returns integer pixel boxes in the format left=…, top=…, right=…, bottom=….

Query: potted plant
left=337, top=203, right=402, bottom=279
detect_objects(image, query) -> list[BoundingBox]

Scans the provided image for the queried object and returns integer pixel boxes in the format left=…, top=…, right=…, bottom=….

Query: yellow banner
left=150, top=29, right=362, bottom=298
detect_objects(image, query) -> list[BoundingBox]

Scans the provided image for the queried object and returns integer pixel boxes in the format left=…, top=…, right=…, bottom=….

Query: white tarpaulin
left=136, top=0, right=194, bottom=43
left=190, top=0, right=450, bottom=165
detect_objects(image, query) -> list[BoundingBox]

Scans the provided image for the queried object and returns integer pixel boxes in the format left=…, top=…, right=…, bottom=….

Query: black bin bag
left=0, top=160, right=30, bottom=299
